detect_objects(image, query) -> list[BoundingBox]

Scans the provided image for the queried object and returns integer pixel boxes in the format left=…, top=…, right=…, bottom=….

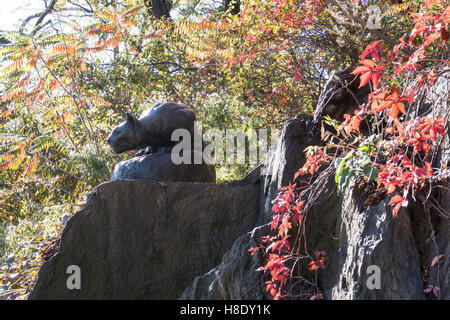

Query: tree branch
left=328, top=0, right=397, bottom=47
left=34, top=0, right=58, bottom=29
left=67, top=0, right=94, bottom=13
left=20, top=0, right=58, bottom=35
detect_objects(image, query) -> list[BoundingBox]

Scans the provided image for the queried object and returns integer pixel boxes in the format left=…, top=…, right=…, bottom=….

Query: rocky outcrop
left=179, top=75, right=448, bottom=300
left=423, top=74, right=450, bottom=299
left=318, top=181, right=424, bottom=299
left=262, top=116, right=322, bottom=220
left=179, top=224, right=269, bottom=300
left=29, top=73, right=448, bottom=300
left=29, top=178, right=260, bottom=299
left=180, top=118, right=427, bottom=300
left=313, top=67, right=370, bottom=123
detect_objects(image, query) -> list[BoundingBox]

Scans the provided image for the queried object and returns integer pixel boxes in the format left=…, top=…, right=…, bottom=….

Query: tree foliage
left=249, top=0, right=449, bottom=300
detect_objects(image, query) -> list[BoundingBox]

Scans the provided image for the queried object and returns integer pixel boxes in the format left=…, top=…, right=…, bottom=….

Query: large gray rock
left=327, top=182, right=423, bottom=299
left=111, top=151, right=216, bottom=183
left=258, top=116, right=424, bottom=299
left=262, top=116, right=321, bottom=220
left=179, top=224, right=270, bottom=300
left=427, top=203, right=450, bottom=300
left=28, top=178, right=260, bottom=299
left=182, top=108, right=447, bottom=300
left=423, top=73, right=450, bottom=299
left=262, top=118, right=426, bottom=299
left=313, top=67, right=370, bottom=123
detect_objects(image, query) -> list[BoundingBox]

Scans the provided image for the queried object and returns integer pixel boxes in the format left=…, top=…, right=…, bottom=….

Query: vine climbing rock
left=179, top=89, right=449, bottom=299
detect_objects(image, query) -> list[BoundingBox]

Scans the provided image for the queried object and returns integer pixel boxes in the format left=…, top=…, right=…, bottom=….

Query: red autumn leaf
left=248, top=246, right=261, bottom=256
left=265, top=281, right=277, bottom=297
left=351, top=59, right=386, bottom=89
left=273, top=288, right=288, bottom=300
left=361, top=40, right=384, bottom=61
left=389, top=194, right=408, bottom=218
left=385, top=127, right=396, bottom=134
left=418, top=117, right=445, bottom=140
left=308, top=256, right=327, bottom=271
left=387, top=183, right=396, bottom=194
left=424, top=161, right=433, bottom=176
left=414, top=162, right=434, bottom=180
left=291, top=200, right=305, bottom=215
left=265, top=253, right=282, bottom=270
left=308, top=250, right=328, bottom=271
left=271, top=266, right=289, bottom=283
left=372, top=87, right=408, bottom=119
left=291, top=200, right=305, bottom=224
left=295, top=149, right=326, bottom=178
left=390, top=101, right=406, bottom=119
left=389, top=195, right=404, bottom=205
left=417, top=74, right=425, bottom=85
left=270, top=214, right=282, bottom=230
left=269, top=235, right=291, bottom=253
left=392, top=203, right=402, bottom=217
left=342, top=108, right=364, bottom=135
left=409, top=21, right=431, bottom=45
left=427, top=69, right=437, bottom=85
left=278, top=217, right=292, bottom=237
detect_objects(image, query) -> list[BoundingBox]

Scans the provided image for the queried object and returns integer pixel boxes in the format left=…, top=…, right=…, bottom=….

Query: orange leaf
left=431, top=254, right=445, bottom=267
left=389, top=195, right=403, bottom=205
left=351, top=65, right=370, bottom=75
left=387, top=183, right=396, bottom=194
left=359, top=71, right=372, bottom=88
left=1, top=109, right=12, bottom=118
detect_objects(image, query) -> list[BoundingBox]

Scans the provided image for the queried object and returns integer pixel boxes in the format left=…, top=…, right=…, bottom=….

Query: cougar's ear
left=125, top=112, right=140, bottom=129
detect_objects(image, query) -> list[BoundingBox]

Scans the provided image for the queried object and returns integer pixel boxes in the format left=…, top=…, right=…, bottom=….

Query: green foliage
left=216, top=165, right=249, bottom=183
left=335, top=135, right=381, bottom=194
left=0, top=204, right=71, bottom=299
